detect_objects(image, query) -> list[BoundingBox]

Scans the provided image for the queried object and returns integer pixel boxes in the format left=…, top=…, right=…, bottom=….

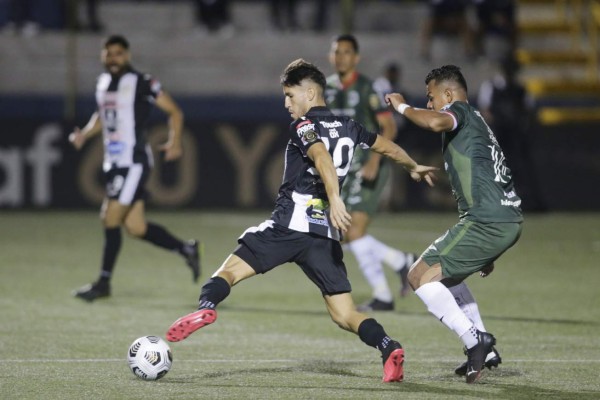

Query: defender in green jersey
left=386, top=65, right=523, bottom=384
left=326, top=34, right=417, bottom=312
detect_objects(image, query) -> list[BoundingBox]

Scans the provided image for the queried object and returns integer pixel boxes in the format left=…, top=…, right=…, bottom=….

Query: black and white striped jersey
left=271, top=106, right=377, bottom=241
left=95, top=67, right=161, bottom=172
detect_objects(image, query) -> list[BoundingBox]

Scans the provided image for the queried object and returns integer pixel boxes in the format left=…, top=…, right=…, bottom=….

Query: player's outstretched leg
left=166, top=309, right=217, bottom=342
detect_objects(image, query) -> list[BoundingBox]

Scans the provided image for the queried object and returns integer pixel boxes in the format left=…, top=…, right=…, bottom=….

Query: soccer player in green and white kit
left=326, top=34, right=417, bottom=312
left=386, top=65, right=523, bottom=384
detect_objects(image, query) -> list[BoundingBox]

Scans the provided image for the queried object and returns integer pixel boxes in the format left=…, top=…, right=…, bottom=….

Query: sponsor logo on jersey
left=305, top=199, right=329, bottom=226
left=107, top=141, right=125, bottom=156
left=501, top=199, right=521, bottom=207
left=319, top=120, right=342, bottom=128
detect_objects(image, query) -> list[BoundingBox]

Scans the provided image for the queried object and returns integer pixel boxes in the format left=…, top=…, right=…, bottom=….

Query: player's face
left=425, top=80, right=450, bottom=112
left=283, top=84, right=310, bottom=120
left=329, top=40, right=359, bottom=76
left=102, top=44, right=130, bottom=75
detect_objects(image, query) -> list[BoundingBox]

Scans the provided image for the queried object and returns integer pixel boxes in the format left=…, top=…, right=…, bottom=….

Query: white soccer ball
left=127, top=335, right=173, bottom=381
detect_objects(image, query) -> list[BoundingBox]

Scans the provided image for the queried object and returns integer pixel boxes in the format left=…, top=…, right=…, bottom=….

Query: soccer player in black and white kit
left=165, top=59, right=437, bottom=382
left=69, top=35, right=200, bottom=302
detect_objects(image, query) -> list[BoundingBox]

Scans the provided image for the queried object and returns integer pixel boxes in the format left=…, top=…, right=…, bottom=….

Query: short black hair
left=425, top=65, right=468, bottom=92
left=280, top=59, right=326, bottom=93
left=104, top=34, right=129, bottom=50
left=333, top=34, right=359, bottom=53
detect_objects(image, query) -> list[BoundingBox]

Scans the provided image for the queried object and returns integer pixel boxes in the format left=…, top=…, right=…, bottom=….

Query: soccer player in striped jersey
left=166, top=59, right=437, bottom=383
left=69, top=35, right=200, bottom=302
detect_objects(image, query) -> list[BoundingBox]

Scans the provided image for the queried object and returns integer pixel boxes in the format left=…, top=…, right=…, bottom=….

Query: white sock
left=448, top=282, right=486, bottom=332
left=415, top=282, right=477, bottom=348
left=348, top=236, right=393, bottom=302
left=362, top=235, right=409, bottom=272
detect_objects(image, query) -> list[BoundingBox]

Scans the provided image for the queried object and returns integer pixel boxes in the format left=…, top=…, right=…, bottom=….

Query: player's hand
left=160, top=141, right=183, bottom=162
left=385, top=93, right=407, bottom=110
left=408, top=165, right=438, bottom=187
left=480, top=263, right=494, bottom=278
left=360, top=158, right=380, bottom=181
left=68, top=127, right=85, bottom=150
left=328, top=196, right=352, bottom=233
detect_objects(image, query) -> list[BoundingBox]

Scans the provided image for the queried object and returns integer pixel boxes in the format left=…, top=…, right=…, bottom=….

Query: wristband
left=397, top=103, right=410, bottom=115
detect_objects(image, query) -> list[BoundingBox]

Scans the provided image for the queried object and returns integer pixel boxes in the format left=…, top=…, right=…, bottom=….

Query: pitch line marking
left=2, top=359, right=600, bottom=364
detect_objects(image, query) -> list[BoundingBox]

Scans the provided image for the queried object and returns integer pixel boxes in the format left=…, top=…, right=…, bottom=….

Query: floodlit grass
left=0, top=211, right=599, bottom=399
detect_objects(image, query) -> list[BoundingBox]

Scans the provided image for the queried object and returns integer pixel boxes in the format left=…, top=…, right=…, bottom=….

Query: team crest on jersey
left=296, top=120, right=319, bottom=146
left=305, top=199, right=329, bottom=226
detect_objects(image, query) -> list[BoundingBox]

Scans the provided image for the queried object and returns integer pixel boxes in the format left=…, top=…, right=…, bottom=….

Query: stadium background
left=1, top=0, right=598, bottom=212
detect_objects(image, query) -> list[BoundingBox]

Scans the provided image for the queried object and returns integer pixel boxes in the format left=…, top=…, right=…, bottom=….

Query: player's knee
left=407, top=267, right=422, bottom=290
left=124, top=222, right=145, bottom=238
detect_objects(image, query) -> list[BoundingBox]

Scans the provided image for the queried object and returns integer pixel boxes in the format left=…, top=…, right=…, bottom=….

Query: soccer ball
left=127, top=335, right=173, bottom=381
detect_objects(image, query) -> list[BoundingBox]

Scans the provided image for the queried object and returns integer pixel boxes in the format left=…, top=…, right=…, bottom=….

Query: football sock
left=448, top=282, right=486, bottom=332
left=142, top=222, right=185, bottom=253
left=357, top=318, right=398, bottom=352
left=99, top=227, right=122, bottom=283
left=415, top=282, right=476, bottom=348
left=363, top=235, right=409, bottom=272
left=198, top=276, right=231, bottom=310
left=461, top=326, right=479, bottom=350
left=348, top=236, right=393, bottom=303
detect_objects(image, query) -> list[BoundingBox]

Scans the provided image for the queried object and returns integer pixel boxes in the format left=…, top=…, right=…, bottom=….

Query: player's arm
left=307, top=142, right=352, bottom=233
left=361, top=111, right=397, bottom=181
left=370, top=135, right=437, bottom=187
left=385, top=93, right=455, bottom=133
left=69, top=112, right=102, bottom=151
left=154, top=90, right=184, bottom=161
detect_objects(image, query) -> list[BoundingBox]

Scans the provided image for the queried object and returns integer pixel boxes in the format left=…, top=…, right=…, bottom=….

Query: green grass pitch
left=1, top=211, right=599, bottom=399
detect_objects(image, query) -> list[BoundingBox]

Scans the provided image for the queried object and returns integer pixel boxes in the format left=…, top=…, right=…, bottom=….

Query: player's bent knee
left=124, top=223, right=145, bottom=238
left=407, top=266, right=422, bottom=290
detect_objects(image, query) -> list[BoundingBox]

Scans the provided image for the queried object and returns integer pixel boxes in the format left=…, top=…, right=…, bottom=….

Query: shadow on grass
left=165, top=362, right=598, bottom=399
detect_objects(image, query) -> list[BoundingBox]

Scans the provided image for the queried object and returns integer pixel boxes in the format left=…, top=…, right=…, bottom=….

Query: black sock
left=99, top=227, right=122, bottom=285
left=198, top=276, right=231, bottom=310
left=142, top=222, right=184, bottom=252
left=358, top=318, right=399, bottom=352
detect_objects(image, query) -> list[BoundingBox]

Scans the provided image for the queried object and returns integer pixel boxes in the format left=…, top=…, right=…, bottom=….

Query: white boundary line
left=2, top=358, right=600, bottom=364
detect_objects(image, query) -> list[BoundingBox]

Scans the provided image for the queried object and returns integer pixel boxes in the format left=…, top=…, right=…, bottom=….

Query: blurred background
left=0, top=0, right=598, bottom=212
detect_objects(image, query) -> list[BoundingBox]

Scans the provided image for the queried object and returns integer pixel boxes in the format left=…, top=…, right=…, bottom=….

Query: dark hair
left=333, top=34, right=359, bottom=53
left=425, top=65, right=468, bottom=92
left=104, top=35, right=129, bottom=50
left=280, top=59, right=326, bottom=92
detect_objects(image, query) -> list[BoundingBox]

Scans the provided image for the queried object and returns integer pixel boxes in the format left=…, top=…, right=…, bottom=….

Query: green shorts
left=421, top=220, right=522, bottom=280
left=341, top=161, right=390, bottom=216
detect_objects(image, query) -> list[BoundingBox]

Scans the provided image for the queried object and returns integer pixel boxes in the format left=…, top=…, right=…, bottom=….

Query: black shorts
left=104, top=164, right=149, bottom=205
left=234, top=220, right=351, bottom=296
